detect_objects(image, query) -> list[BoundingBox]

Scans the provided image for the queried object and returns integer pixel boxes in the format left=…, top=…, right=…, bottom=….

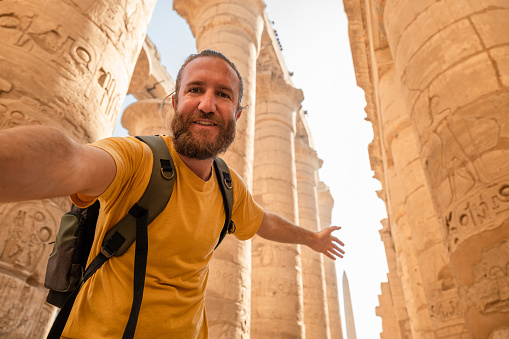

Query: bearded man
left=0, top=50, right=344, bottom=338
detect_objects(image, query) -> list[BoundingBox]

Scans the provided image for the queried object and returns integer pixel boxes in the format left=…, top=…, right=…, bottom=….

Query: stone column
left=122, top=36, right=176, bottom=137
left=379, top=220, right=412, bottom=339
left=0, top=1, right=156, bottom=337
left=295, top=126, right=330, bottom=339
left=377, top=281, right=404, bottom=339
left=377, top=47, right=469, bottom=337
left=251, top=69, right=305, bottom=338
left=173, top=1, right=265, bottom=337
left=384, top=1, right=509, bottom=336
left=385, top=162, right=435, bottom=338
left=128, top=37, right=175, bottom=102
left=317, top=182, right=344, bottom=339
left=121, top=99, right=172, bottom=136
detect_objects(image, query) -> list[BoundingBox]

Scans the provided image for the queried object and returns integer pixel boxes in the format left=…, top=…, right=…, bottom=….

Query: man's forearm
left=257, top=211, right=345, bottom=260
left=0, top=126, right=82, bottom=202
left=257, top=211, right=316, bottom=246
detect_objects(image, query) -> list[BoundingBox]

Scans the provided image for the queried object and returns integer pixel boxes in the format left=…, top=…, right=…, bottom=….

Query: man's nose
left=198, top=90, right=216, bottom=113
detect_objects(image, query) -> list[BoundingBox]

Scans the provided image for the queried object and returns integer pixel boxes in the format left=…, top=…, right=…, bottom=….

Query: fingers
left=330, top=247, right=344, bottom=258
left=327, top=237, right=345, bottom=259
left=324, top=252, right=336, bottom=260
left=324, top=248, right=343, bottom=260
left=326, top=226, right=341, bottom=235
left=332, top=236, right=345, bottom=247
left=332, top=243, right=345, bottom=255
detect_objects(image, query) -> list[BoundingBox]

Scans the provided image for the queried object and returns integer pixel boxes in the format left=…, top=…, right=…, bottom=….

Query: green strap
left=213, top=156, right=235, bottom=249
left=103, top=136, right=175, bottom=256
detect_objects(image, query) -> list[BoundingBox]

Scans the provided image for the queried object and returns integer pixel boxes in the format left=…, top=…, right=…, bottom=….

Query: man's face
left=171, top=56, right=242, bottom=160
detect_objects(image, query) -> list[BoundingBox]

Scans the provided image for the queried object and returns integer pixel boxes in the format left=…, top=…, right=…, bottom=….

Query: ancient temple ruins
left=0, top=1, right=343, bottom=338
left=343, top=0, right=509, bottom=338
left=1, top=0, right=507, bottom=338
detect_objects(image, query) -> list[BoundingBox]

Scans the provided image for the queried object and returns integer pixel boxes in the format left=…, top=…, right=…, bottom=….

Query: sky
left=115, top=0, right=390, bottom=338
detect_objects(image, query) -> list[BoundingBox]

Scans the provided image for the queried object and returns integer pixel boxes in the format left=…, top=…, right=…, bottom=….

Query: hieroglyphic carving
left=0, top=204, right=53, bottom=276
left=444, top=183, right=509, bottom=252
left=0, top=199, right=67, bottom=280
left=464, top=240, right=509, bottom=314
left=0, top=77, right=13, bottom=94
left=0, top=274, right=54, bottom=338
left=429, top=297, right=462, bottom=322
left=68, top=0, right=149, bottom=62
left=420, top=109, right=495, bottom=207
left=98, top=67, right=121, bottom=125
left=0, top=10, right=97, bottom=78
left=0, top=104, right=42, bottom=128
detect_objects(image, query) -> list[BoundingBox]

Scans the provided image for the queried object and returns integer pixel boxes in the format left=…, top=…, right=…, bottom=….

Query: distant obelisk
left=343, top=272, right=357, bottom=339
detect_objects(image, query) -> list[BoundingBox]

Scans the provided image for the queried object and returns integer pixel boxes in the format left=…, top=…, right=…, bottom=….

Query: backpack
left=44, top=135, right=236, bottom=339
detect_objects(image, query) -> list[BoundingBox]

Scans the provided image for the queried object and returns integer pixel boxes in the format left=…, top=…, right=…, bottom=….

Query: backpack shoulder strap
left=102, top=135, right=176, bottom=257
left=213, top=156, right=235, bottom=249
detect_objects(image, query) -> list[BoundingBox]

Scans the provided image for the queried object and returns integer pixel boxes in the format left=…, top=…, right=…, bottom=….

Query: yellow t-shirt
left=62, top=136, right=264, bottom=339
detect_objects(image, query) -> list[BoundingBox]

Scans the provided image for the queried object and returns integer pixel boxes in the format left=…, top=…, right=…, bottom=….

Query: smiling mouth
left=194, top=121, right=217, bottom=126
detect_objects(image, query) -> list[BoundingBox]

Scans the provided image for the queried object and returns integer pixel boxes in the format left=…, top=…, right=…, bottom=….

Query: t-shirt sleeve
left=230, top=168, right=265, bottom=241
left=70, top=137, right=152, bottom=209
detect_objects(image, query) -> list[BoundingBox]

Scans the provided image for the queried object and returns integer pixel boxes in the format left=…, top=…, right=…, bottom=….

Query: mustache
left=185, top=111, right=226, bottom=127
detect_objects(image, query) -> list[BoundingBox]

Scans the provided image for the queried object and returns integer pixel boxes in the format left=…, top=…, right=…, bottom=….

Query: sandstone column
left=295, top=120, right=330, bottom=339
left=317, top=182, right=344, bottom=339
left=122, top=37, right=176, bottom=136
left=0, top=1, right=156, bottom=337
left=384, top=1, right=509, bottom=336
left=173, top=1, right=265, bottom=337
left=121, top=99, right=172, bottom=137
left=378, top=57, right=469, bottom=336
left=251, top=68, right=305, bottom=338
left=385, top=157, right=435, bottom=338
left=378, top=220, right=412, bottom=339
left=377, top=281, right=404, bottom=339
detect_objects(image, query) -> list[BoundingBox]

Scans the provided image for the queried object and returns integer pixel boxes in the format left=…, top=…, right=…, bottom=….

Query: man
left=0, top=50, right=344, bottom=338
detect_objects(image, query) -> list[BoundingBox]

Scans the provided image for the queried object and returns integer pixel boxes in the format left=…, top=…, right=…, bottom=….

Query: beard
left=170, top=109, right=237, bottom=160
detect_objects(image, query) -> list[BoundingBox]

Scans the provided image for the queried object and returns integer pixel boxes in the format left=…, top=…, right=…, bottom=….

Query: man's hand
left=309, top=226, right=345, bottom=260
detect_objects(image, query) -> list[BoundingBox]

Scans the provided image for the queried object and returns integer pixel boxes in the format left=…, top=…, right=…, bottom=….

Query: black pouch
left=44, top=201, right=99, bottom=307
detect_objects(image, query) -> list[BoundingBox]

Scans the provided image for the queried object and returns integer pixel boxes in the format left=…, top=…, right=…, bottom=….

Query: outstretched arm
left=256, top=211, right=345, bottom=260
left=0, top=125, right=116, bottom=202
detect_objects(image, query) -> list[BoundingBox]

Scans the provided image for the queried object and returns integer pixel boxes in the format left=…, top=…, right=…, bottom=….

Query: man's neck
left=177, top=153, right=214, bottom=181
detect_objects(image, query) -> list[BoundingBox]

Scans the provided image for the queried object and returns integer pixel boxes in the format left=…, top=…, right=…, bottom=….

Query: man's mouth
left=194, top=120, right=217, bottom=126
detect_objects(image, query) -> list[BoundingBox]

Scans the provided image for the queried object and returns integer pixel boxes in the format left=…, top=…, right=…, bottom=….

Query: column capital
left=128, top=37, right=175, bottom=100
left=173, top=0, right=266, bottom=47
left=121, top=98, right=173, bottom=136
left=256, top=70, right=304, bottom=110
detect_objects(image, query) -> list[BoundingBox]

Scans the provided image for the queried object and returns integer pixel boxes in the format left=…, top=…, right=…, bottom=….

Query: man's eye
left=218, top=92, right=230, bottom=99
left=189, top=88, right=200, bottom=93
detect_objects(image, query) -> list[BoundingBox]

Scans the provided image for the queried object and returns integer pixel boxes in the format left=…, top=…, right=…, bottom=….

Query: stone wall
left=343, top=0, right=509, bottom=337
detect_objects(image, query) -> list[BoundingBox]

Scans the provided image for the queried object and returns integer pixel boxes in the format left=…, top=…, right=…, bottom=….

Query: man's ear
left=171, top=94, right=176, bottom=110
left=235, top=109, right=242, bottom=120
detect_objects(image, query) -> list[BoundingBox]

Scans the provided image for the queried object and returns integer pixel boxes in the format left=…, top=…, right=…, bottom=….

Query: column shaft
left=317, top=182, right=344, bottom=339
left=378, top=59, right=469, bottom=337
left=0, top=1, right=156, bottom=337
left=379, top=221, right=412, bottom=339
left=251, top=71, right=305, bottom=338
left=385, top=1, right=509, bottom=336
left=295, top=134, right=331, bottom=339
left=173, top=1, right=265, bottom=337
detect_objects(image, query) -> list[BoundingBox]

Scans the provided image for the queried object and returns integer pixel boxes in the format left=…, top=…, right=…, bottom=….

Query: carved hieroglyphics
left=343, top=0, right=509, bottom=338
left=0, top=0, right=344, bottom=338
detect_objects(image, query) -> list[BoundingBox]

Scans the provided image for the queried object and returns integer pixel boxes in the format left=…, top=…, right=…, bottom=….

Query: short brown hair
left=173, top=49, right=244, bottom=112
